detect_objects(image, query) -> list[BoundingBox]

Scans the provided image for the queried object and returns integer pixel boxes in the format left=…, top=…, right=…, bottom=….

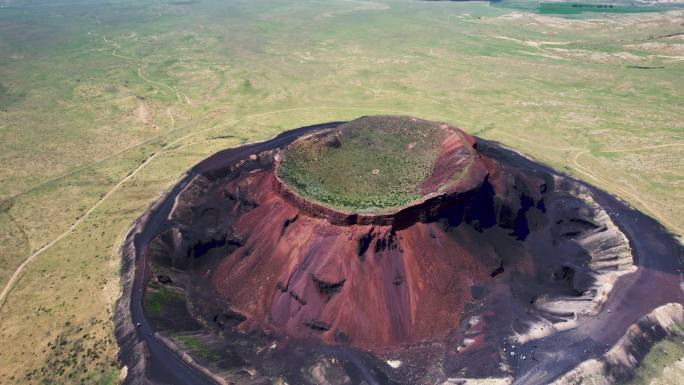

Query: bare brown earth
left=214, top=168, right=493, bottom=349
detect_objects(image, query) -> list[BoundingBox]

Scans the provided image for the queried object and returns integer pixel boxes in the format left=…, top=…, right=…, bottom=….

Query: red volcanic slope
left=212, top=170, right=496, bottom=349
left=207, top=123, right=512, bottom=350
left=419, top=123, right=480, bottom=195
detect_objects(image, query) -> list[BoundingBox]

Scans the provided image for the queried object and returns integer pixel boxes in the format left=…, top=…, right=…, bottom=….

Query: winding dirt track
left=0, top=106, right=454, bottom=312
left=498, top=131, right=684, bottom=235
left=137, top=68, right=190, bottom=105
left=475, top=140, right=684, bottom=385
left=0, top=150, right=171, bottom=309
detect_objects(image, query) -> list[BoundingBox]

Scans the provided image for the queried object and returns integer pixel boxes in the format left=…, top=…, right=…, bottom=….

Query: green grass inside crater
left=277, top=117, right=445, bottom=212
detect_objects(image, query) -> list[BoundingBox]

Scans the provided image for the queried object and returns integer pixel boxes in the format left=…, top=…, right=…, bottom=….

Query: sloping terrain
left=123, top=116, right=683, bottom=385
left=1, top=2, right=683, bottom=384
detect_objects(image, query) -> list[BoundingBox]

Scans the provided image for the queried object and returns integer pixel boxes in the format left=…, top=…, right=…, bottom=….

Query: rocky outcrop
left=514, top=178, right=635, bottom=344
left=114, top=225, right=149, bottom=385
left=170, top=174, right=210, bottom=224
left=551, top=303, right=684, bottom=385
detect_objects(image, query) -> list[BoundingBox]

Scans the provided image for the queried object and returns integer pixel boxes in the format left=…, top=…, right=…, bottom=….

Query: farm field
left=0, top=0, right=682, bottom=384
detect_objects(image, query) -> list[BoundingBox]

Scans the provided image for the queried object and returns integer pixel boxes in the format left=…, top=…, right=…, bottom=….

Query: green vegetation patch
left=627, top=323, right=684, bottom=385
left=144, top=281, right=202, bottom=332
left=174, top=334, right=220, bottom=361
left=538, top=3, right=662, bottom=15
left=493, top=1, right=683, bottom=16
left=144, top=281, right=185, bottom=317
left=28, top=318, right=118, bottom=385
left=277, top=116, right=446, bottom=212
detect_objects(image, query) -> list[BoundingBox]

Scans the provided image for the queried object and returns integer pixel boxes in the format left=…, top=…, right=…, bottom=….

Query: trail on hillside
left=3, top=111, right=681, bottom=311
left=497, top=131, right=683, bottom=235
left=0, top=106, right=454, bottom=311
left=0, top=36, right=187, bottom=206
left=571, top=145, right=684, bottom=235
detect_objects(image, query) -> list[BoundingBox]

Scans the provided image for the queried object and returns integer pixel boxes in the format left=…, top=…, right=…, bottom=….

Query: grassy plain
left=627, top=323, right=684, bottom=385
left=0, top=0, right=682, bottom=384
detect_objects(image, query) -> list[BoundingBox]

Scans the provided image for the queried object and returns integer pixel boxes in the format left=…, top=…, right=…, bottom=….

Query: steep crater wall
left=123, top=117, right=684, bottom=385
left=146, top=117, right=636, bottom=355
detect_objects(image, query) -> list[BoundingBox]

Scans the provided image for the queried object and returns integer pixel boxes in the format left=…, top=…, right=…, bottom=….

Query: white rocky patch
left=515, top=177, right=636, bottom=344
left=386, top=360, right=401, bottom=369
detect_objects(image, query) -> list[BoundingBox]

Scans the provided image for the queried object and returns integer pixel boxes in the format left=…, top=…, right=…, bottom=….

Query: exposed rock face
left=147, top=116, right=636, bottom=357
left=514, top=178, right=635, bottom=344
left=213, top=172, right=494, bottom=348
left=272, top=159, right=490, bottom=226
left=551, top=303, right=684, bottom=385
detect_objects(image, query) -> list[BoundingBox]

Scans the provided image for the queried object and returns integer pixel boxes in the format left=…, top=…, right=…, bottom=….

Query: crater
left=276, top=116, right=482, bottom=215
left=127, top=115, right=682, bottom=385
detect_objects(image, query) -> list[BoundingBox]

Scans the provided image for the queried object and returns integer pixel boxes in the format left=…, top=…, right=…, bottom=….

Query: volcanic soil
left=129, top=116, right=682, bottom=385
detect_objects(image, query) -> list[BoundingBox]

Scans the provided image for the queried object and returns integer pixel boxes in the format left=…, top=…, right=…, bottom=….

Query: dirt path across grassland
left=498, top=131, right=684, bottom=235
left=137, top=68, right=190, bottom=105
left=3, top=116, right=681, bottom=311
left=0, top=105, right=450, bottom=312
left=571, top=144, right=684, bottom=235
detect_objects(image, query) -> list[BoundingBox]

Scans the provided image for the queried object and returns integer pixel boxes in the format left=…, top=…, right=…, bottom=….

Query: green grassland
left=174, top=333, right=221, bottom=362
left=0, top=0, right=682, bottom=383
left=537, top=3, right=659, bottom=15
left=278, top=117, right=443, bottom=211
left=496, top=1, right=684, bottom=16
left=144, top=281, right=184, bottom=317
left=627, top=323, right=684, bottom=385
